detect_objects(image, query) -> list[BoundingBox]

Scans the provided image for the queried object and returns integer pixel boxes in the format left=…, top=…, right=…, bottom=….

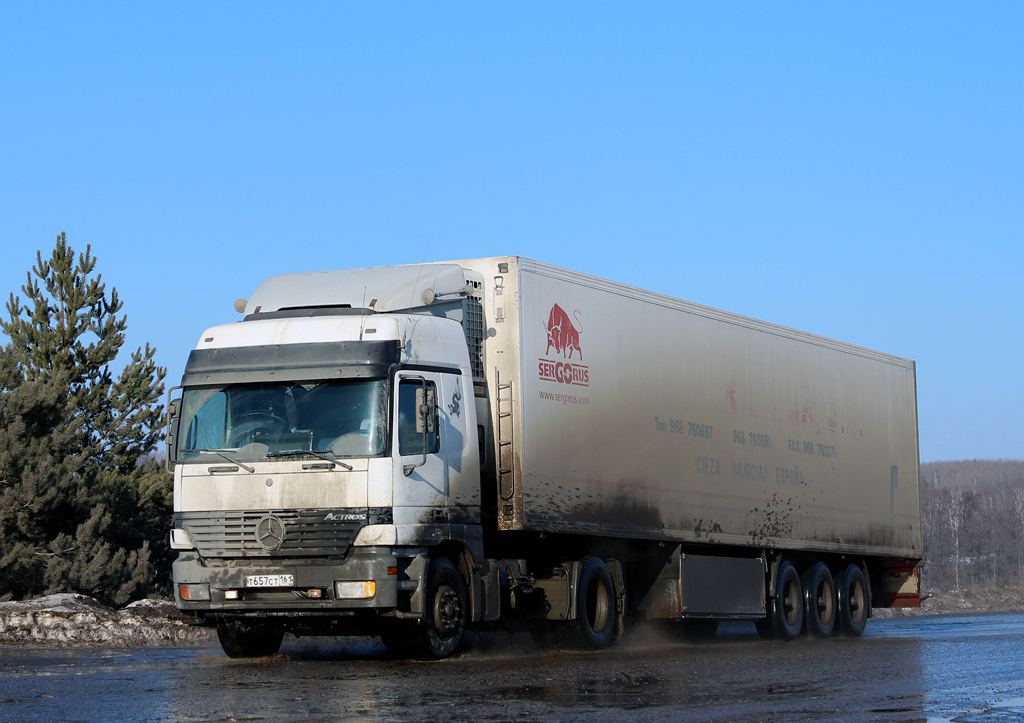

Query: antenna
left=408, top=232, right=434, bottom=311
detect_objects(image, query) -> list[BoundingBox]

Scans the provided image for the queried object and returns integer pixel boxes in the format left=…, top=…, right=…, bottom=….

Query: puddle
left=992, top=695, right=1024, bottom=708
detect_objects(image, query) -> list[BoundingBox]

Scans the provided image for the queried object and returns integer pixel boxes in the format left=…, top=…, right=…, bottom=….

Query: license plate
left=245, top=574, right=294, bottom=588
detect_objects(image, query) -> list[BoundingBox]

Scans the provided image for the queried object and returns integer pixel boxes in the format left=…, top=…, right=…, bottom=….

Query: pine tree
left=0, top=233, right=172, bottom=605
left=0, top=347, right=84, bottom=599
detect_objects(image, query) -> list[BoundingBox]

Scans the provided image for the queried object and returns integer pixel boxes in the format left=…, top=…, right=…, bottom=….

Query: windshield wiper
left=182, top=449, right=256, bottom=473
left=266, top=449, right=353, bottom=470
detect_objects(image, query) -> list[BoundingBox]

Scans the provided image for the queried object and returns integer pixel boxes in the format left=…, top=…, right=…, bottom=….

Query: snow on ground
left=0, top=594, right=215, bottom=647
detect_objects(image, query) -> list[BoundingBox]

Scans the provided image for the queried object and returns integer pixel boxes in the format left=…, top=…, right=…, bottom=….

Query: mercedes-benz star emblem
left=255, top=515, right=286, bottom=551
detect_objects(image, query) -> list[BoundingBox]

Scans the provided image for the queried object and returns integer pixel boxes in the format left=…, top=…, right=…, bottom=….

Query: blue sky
left=1, top=4, right=1021, bottom=463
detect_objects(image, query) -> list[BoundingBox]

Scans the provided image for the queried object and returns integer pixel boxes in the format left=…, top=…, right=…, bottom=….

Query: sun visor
left=181, top=340, right=401, bottom=386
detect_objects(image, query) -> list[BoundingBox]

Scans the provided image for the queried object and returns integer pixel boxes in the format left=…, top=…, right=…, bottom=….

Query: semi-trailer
left=167, top=257, right=922, bottom=658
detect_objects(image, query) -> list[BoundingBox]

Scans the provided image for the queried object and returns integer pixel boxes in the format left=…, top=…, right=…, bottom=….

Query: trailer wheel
left=801, top=563, right=836, bottom=638
left=573, top=557, right=617, bottom=650
left=418, top=557, right=468, bottom=659
left=837, top=564, right=868, bottom=637
left=216, top=619, right=284, bottom=658
left=763, top=560, right=803, bottom=641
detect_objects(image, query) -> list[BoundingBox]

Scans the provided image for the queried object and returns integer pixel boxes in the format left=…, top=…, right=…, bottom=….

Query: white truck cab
left=169, top=264, right=492, bottom=658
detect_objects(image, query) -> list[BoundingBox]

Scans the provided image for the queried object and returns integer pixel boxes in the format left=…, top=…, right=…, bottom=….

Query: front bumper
left=173, top=546, right=402, bottom=614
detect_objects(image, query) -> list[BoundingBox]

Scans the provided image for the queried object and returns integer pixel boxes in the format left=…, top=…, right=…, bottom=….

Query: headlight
left=178, top=583, right=211, bottom=601
left=334, top=581, right=376, bottom=599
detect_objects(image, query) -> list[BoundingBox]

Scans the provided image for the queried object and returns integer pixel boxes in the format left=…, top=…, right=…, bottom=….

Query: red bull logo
left=539, top=304, right=589, bottom=387
left=544, top=304, right=583, bottom=360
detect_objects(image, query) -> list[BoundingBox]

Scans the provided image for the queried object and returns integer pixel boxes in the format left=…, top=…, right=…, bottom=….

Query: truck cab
left=168, top=264, right=493, bottom=658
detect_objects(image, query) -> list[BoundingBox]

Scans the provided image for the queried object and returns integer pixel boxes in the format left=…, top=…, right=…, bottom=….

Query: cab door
left=438, top=372, right=480, bottom=525
left=392, top=373, right=449, bottom=543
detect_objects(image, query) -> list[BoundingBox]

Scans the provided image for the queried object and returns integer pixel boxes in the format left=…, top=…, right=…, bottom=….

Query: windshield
left=177, top=379, right=388, bottom=463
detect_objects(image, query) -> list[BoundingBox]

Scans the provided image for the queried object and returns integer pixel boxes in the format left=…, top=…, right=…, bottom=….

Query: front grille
left=176, top=508, right=390, bottom=558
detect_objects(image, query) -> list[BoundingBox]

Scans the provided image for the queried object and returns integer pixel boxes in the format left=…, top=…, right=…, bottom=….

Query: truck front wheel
left=419, top=557, right=468, bottom=659
left=216, top=619, right=284, bottom=658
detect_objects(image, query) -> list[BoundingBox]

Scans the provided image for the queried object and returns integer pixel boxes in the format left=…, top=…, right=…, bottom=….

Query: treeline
left=924, top=459, right=1024, bottom=490
left=0, top=235, right=172, bottom=606
left=921, top=460, right=1024, bottom=591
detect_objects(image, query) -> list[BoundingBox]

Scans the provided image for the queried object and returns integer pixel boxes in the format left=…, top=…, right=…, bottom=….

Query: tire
left=764, top=560, right=803, bottom=641
left=837, top=564, right=869, bottom=637
left=216, top=619, right=284, bottom=658
left=572, top=557, right=618, bottom=650
left=417, top=557, right=468, bottom=659
left=801, top=562, right=837, bottom=638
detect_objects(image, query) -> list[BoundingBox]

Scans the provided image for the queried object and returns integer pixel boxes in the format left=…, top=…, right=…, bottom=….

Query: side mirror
left=414, top=386, right=436, bottom=434
left=166, top=417, right=180, bottom=465
left=404, top=381, right=436, bottom=477
left=165, top=388, right=182, bottom=473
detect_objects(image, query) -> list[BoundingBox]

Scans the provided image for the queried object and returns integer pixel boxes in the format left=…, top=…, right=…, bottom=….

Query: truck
left=167, top=257, right=923, bottom=658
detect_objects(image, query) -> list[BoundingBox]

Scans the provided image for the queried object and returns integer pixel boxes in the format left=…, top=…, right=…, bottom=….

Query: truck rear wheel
left=216, top=619, right=284, bottom=658
left=573, top=557, right=618, bottom=650
left=761, top=560, right=803, bottom=641
left=801, top=562, right=836, bottom=638
left=837, top=564, right=868, bottom=637
left=418, top=557, right=468, bottom=659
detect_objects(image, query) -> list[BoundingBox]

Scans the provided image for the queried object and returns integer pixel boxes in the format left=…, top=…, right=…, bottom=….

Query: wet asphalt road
left=2, top=613, right=1024, bottom=723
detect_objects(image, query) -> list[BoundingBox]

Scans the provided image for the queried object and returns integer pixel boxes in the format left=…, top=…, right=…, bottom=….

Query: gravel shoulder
left=2, top=586, right=1021, bottom=648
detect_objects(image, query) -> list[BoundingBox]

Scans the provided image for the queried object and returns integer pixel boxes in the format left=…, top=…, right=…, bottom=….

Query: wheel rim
left=433, top=584, right=462, bottom=638
left=587, top=576, right=610, bottom=632
left=849, top=578, right=865, bottom=623
left=817, top=579, right=834, bottom=624
left=782, top=577, right=800, bottom=626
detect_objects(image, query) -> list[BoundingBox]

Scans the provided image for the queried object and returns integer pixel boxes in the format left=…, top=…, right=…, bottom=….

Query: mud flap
left=472, top=559, right=502, bottom=622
